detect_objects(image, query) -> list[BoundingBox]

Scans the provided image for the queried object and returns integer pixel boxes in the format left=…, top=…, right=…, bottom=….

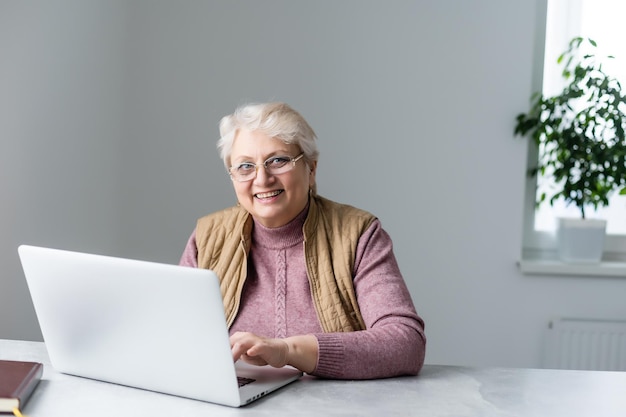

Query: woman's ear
left=308, top=160, right=318, bottom=186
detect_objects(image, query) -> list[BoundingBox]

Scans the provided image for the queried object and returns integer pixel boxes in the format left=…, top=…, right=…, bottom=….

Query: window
left=522, top=0, right=626, bottom=264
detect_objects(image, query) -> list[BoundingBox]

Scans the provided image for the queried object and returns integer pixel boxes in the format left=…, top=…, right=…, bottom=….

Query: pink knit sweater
left=179, top=206, right=426, bottom=379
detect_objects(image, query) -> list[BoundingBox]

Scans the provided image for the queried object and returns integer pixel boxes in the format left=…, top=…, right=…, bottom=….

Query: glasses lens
left=265, top=156, right=292, bottom=175
left=231, top=163, right=255, bottom=181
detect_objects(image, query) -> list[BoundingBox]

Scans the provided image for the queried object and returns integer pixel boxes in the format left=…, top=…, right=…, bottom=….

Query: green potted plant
left=515, top=37, right=626, bottom=263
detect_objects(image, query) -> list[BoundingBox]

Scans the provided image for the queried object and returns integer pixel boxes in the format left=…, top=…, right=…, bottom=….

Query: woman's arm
left=312, top=220, right=426, bottom=379
left=179, top=230, right=198, bottom=267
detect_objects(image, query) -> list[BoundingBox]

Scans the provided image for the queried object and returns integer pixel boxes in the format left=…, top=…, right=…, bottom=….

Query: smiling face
left=229, top=128, right=317, bottom=228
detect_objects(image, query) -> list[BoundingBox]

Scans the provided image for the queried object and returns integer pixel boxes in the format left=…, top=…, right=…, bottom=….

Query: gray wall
left=2, top=0, right=625, bottom=368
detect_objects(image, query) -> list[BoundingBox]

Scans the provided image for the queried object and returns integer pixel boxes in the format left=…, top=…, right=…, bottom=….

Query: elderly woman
left=180, top=102, right=425, bottom=379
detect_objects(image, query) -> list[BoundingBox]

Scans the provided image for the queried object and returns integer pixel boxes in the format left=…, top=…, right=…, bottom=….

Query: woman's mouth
left=255, top=190, right=283, bottom=199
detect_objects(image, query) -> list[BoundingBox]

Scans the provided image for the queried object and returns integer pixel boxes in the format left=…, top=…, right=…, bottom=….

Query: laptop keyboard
left=237, top=376, right=255, bottom=388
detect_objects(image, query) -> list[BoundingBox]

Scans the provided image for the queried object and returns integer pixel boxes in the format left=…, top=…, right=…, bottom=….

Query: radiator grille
left=544, top=318, right=626, bottom=371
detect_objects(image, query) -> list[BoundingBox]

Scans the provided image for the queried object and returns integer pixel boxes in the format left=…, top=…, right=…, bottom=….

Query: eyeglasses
left=228, top=153, right=305, bottom=182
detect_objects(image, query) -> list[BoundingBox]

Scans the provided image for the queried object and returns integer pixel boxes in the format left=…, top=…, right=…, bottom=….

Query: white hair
left=217, top=102, right=319, bottom=169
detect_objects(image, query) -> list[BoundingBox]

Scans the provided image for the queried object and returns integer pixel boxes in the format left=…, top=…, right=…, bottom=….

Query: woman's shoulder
left=196, top=205, right=251, bottom=238
left=310, top=195, right=379, bottom=238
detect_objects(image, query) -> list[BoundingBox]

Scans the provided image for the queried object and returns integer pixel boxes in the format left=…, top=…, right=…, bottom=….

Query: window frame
left=520, top=0, right=626, bottom=273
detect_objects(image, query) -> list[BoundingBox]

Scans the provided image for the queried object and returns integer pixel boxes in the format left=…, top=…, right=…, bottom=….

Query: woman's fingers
left=230, top=331, right=288, bottom=368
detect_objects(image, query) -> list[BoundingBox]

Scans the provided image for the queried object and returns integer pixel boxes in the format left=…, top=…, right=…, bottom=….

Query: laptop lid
left=18, top=245, right=302, bottom=407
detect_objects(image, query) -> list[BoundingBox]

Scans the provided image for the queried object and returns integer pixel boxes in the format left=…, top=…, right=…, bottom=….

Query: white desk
left=2, top=339, right=625, bottom=416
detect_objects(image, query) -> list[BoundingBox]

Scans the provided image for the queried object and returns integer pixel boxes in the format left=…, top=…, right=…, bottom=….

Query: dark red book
left=0, top=360, right=43, bottom=413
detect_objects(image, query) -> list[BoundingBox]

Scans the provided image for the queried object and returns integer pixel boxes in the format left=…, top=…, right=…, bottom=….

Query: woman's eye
left=267, top=157, right=290, bottom=167
left=237, top=163, right=255, bottom=172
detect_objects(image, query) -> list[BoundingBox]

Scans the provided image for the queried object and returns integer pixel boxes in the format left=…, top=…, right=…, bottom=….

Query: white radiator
left=544, top=318, right=626, bottom=371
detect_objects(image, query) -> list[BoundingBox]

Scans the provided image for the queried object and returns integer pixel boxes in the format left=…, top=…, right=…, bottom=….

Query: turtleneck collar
left=252, top=201, right=309, bottom=250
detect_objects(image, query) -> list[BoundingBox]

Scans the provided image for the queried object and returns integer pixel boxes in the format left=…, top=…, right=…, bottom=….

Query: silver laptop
left=18, top=244, right=302, bottom=407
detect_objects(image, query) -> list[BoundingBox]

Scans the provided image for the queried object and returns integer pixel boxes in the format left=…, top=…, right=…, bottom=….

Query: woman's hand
left=230, top=331, right=318, bottom=373
left=230, top=332, right=289, bottom=368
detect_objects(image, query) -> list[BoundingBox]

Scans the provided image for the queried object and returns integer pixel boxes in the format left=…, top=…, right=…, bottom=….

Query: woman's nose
left=253, top=164, right=273, bottom=184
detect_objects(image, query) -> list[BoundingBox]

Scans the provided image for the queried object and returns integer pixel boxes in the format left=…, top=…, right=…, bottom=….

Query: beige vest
left=195, top=195, right=376, bottom=333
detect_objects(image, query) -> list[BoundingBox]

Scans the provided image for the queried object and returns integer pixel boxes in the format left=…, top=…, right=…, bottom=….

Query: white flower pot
left=557, top=218, right=607, bottom=263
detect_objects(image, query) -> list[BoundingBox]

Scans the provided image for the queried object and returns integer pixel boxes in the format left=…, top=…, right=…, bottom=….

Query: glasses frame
left=228, top=153, right=305, bottom=182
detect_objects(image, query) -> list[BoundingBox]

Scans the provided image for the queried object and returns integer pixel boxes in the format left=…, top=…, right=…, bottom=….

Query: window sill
left=519, top=250, right=626, bottom=278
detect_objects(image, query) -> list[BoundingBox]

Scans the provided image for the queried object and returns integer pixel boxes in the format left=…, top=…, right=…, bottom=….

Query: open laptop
left=18, top=244, right=302, bottom=407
